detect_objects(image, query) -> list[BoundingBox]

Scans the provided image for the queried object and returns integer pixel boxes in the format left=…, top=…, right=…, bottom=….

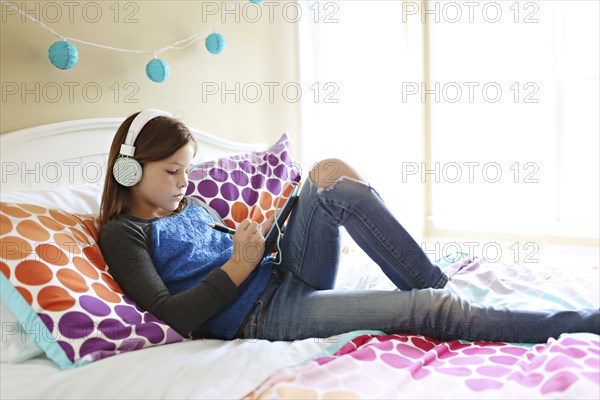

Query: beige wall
left=0, top=0, right=300, bottom=155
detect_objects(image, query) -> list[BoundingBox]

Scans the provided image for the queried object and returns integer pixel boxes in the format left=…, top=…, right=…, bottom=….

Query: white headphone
left=112, top=109, right=173, bottom=187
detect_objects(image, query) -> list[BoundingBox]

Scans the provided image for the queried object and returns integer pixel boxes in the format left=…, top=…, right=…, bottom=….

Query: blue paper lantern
left=48, top=41, right=78, bottom=70
left=250, top=0, right=263, bottom=4
left=146, top=58, right=169, bottom=83
left=205, top=33, right=225, bottom=55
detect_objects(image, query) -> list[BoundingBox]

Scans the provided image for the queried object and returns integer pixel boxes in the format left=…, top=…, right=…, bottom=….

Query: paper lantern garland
left=43, top=28, right=228, bottom=83
left=48, top=41, right=78, bottom=70
left=4, top=0, right=264, bottom=83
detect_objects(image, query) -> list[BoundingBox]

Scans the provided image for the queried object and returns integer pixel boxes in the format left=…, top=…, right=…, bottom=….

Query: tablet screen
left=262, top=184, right=300, bottom=258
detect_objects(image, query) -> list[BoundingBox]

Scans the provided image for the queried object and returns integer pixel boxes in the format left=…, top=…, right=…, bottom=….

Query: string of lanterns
left=2, top=0, right=264, bottom=83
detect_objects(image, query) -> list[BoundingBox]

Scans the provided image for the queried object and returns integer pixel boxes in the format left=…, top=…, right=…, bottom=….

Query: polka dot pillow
left=0, top=202, right=184, bottom=369
left=186, top=132, right=302, bottom=228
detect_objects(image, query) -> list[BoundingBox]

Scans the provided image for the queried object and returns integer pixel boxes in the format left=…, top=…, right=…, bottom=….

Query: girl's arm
left=99, top=219, right=237, bottom=336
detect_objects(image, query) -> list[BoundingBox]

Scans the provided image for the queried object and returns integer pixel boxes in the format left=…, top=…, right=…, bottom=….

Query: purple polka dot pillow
left=0, top=202, right=184, bottom=369
left=186, top=132, right=302, bottom=228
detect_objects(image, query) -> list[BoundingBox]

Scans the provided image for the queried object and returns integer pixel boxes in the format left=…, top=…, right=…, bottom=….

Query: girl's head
left=99, top=110, right=196, bottom=224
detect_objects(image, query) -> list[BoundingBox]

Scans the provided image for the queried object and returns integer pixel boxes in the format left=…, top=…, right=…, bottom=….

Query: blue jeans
left=241, top=178, right=600, bottom=343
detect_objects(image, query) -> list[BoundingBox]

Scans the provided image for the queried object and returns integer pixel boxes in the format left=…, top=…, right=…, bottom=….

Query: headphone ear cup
left=113, top=157, right=143, bottom=187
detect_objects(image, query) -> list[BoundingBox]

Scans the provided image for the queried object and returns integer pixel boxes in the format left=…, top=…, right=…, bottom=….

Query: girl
left=98, top=109, right=599, bottom=343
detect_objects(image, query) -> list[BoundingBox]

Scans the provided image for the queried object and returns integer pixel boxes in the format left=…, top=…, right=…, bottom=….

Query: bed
left=1, top=118, right=599, bottom=399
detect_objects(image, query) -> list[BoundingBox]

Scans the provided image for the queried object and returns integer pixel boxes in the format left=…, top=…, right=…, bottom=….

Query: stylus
left=208, top=223, right=236, bottom=235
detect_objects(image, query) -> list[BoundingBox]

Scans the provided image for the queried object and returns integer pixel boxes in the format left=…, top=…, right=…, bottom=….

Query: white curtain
left=298, top=0, right=427, bottom=237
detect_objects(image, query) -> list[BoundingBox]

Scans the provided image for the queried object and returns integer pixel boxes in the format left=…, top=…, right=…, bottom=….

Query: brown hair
left=98, top=111, right=196, bottom=227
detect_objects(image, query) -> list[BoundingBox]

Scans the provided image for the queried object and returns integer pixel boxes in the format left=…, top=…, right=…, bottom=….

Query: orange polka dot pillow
left=0, top=202, right=184, bottom=370
left=186, top=132, right=302, bottom=228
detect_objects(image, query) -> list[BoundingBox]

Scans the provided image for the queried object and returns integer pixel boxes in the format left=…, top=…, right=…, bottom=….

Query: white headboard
left=0, top=118, right=266, bottom=193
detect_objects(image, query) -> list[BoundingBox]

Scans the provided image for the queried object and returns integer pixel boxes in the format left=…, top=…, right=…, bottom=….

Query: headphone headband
left=119, top=109, right=173, bottom=157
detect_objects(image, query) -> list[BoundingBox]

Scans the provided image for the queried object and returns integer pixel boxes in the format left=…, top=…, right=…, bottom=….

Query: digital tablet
left=262, top=184, right=300, bottom=259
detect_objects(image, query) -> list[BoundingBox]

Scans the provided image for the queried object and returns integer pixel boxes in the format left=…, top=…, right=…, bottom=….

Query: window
left=427, top=0, right=599, bottom=239
left=298, top=0, right=599, bottom=242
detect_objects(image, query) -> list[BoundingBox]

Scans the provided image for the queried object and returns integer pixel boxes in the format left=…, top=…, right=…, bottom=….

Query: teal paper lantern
left=205, top=33, right=225, bottom=55
left=250, top=0, right=263, bottom=4
left=146, top=58, right=169, bottom=83
left=48, top=41, right=78, bottom=70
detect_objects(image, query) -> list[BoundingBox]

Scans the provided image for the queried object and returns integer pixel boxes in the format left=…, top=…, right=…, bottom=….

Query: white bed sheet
left=1, top=337, right=330, bottom=399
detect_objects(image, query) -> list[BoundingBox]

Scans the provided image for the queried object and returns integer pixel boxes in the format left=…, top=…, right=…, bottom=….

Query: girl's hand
left=231, top=219, right=265, bottom=267
left=221, top=218, right=270, bottom=287
left=261, top=213, right=276, bottom=236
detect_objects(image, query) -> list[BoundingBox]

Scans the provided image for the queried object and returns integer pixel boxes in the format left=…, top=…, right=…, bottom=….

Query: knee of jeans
left=308, top=158, right=368, bottom=193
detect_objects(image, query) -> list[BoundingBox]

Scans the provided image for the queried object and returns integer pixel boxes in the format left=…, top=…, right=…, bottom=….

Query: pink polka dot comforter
left=245, top=257, right=600, bottom=399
